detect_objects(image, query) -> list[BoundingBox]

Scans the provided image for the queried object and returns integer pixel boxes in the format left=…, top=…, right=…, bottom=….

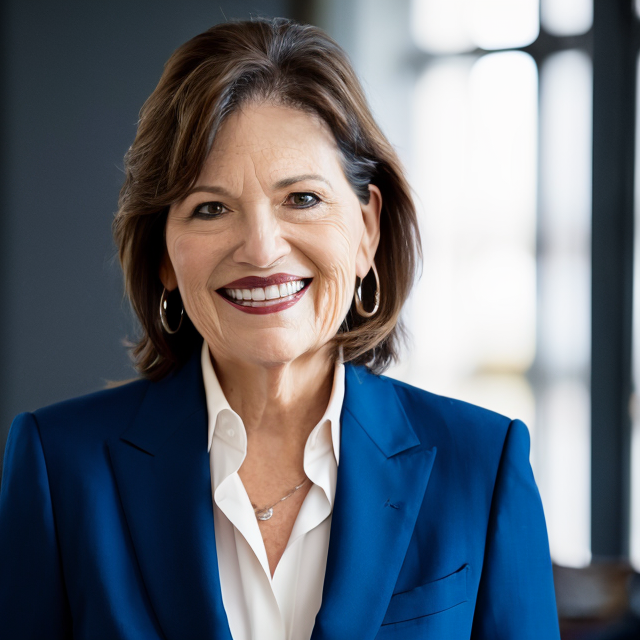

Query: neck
left=210, top=345, right=336, bottom=449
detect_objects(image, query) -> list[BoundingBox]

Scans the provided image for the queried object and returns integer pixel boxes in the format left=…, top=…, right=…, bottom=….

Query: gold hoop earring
left=160, top=287, right=184, bottom=334
left=354, top=262, right=380, bottom=318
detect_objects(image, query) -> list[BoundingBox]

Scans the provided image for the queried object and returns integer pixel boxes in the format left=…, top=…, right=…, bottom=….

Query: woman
left=0, top=18, right=560, bottom=640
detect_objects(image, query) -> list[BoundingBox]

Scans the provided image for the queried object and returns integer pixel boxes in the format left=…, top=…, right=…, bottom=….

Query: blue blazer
left=0, top=349, right=560, bottom=639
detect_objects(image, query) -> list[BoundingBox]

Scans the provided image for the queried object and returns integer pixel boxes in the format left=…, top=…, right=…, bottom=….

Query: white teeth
left=224, top=280, right=307, bottom=304
left=265, top=285, right=280, bottom=300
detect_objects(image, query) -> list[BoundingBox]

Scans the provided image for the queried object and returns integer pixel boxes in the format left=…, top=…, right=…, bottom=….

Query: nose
left=232, top=203, right=290, bottom=268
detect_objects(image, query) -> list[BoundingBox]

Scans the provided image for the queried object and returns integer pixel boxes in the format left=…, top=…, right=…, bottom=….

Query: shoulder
left=384, top=373, right=512, bottom=435
left=4, top=378, right=152, bottom=487
left=349, top=364, right=520, bottom=467
left=376, top=370, right=534, bottom=500
left=23, top=377, right=151, bottom=444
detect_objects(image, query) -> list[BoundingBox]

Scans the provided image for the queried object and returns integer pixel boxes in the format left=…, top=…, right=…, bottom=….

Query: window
left=399, top=0, right=593, bottom=567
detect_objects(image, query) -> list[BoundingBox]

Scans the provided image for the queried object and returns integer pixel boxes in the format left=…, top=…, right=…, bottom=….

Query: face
left=161, top=102, right=381, bottom=369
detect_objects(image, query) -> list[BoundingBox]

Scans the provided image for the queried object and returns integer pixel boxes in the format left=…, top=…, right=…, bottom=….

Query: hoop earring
left=160, top=287, right=184, bottom=334
left=354, top=261, right=380, bottom=318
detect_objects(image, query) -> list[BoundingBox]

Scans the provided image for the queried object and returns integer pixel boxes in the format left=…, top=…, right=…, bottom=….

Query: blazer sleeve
left=471, top=419, right=561, bottom=640
left=0, top=412, right=72, bottom=639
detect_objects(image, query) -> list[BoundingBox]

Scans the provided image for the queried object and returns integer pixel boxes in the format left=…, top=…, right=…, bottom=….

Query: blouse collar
left=200, top=340, right=344, bottom=468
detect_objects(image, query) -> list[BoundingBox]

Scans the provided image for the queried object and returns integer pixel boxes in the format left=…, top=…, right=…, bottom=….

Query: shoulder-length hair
left=113, top=18, right=421, bottom=381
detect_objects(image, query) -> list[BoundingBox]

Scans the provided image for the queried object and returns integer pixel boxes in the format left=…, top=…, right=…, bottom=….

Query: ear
left=159, top=251, right=178, bottom=291
left=355, top=184, right=382, bottom=279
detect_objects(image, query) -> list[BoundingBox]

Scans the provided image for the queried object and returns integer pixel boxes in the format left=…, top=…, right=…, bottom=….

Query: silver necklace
left=251, top=478, right=308, bottom=521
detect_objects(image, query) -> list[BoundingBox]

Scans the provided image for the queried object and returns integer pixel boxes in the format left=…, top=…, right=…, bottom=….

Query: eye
left=285, top=192, right=320, bottom=208
left=193, top=201, right=227, bottom=218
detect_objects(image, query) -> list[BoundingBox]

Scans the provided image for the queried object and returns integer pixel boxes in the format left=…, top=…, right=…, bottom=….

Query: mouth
left=215, top=276, right=313, bottom=315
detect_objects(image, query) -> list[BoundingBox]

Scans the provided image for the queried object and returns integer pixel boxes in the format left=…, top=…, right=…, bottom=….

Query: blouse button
left=227, top=428, right=235, bottom=438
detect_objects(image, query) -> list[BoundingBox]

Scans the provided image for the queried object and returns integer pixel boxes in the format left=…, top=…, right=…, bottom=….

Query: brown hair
left=113, top=18, right=421, bottom=380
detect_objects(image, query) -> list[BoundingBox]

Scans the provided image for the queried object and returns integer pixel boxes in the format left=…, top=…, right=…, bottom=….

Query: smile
left=216, top=277, right=312, bottom=315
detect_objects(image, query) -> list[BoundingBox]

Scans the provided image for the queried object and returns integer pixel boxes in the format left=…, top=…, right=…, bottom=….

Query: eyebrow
left=183, top=185, right=235, bottom=199
left=272, top=174, right=332, bottom=190
left=184, top=174, right=332, bottom=199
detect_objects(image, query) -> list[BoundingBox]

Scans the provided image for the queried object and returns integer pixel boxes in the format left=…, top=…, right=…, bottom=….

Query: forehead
left=200, top=103, right=342, bottom=183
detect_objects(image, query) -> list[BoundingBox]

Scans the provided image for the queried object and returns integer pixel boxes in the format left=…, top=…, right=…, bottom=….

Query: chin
left=236, top=334, right=311, bottom=368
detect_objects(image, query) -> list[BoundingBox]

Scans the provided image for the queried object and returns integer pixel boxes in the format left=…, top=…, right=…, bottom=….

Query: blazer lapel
left=311, top=365, right=437, bottom=640
left=107, top=350, right=232, bottom=640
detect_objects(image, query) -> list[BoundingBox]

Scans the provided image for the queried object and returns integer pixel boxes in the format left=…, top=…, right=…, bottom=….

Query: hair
left=113, top=18, right=422, bottom=381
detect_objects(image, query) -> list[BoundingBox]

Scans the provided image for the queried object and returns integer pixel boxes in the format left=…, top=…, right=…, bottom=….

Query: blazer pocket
left=382, top=564, right=470, bottom=625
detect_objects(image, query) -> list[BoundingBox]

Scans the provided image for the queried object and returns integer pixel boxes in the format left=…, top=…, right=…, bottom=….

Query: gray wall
left=0, top=0, right=295, bottom=472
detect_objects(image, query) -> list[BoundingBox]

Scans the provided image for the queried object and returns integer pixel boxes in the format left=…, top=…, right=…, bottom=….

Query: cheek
left=166, top=231, right=231, bottom=340
left=169, top=233, right=215, bottom=285
left=167, top=231, right=226, bottom=317
left=298, top=212, right=361, bottom=336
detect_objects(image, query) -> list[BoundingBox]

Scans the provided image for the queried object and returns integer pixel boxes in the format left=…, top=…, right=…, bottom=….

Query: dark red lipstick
left=215, top=274, right=312, bottom=315
left=221, top=273, right=307, bottom=289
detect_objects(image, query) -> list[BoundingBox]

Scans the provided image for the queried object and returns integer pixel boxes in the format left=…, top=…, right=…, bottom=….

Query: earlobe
left=159, top=252, right=178, bottom=291
left=356, top=184, right=382, bottom=278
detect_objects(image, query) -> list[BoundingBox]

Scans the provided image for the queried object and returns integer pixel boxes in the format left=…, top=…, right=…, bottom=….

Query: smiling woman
left=161, top=103, right=382, bottom=371
left=114, top=21, right=417, bottom=384
left=0, top=17, right=560, bottom=640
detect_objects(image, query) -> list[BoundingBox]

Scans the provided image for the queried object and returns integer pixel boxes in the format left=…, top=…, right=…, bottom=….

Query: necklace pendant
left=256, top=507, right=274, bottom=521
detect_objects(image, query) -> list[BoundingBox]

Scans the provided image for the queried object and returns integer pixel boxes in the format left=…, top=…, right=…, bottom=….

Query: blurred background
left=0, top=0, right=638, bottom=637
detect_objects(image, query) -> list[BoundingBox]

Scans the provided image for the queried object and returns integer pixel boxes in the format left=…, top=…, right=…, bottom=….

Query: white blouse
left=200, top=341, right=345, bottom=640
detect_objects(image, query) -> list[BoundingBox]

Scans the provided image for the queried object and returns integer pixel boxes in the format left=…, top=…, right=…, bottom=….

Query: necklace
left=251, top=478, right=308, bottom=521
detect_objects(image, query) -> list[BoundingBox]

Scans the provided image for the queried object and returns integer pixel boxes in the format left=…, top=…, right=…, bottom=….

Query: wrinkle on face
left=306, top=215, right=355, bottom=343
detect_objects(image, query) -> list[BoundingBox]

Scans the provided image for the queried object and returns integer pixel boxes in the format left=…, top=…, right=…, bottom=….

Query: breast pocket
left=382, top=564, right=470, bottom=626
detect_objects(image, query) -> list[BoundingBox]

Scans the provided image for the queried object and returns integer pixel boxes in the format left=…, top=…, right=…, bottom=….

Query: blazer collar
left=117, top=350, right=423, bottom=460
left=108, top=349, right=436, bottom=640
left=118, top=348, right=207, bottom=456
left=342, top=364, right=421, bottom=457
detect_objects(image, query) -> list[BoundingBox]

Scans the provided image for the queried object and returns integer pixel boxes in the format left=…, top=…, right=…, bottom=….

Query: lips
left=220, top=273, right=308, bottom=289
left=215, top=276, right=311, bottom=315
